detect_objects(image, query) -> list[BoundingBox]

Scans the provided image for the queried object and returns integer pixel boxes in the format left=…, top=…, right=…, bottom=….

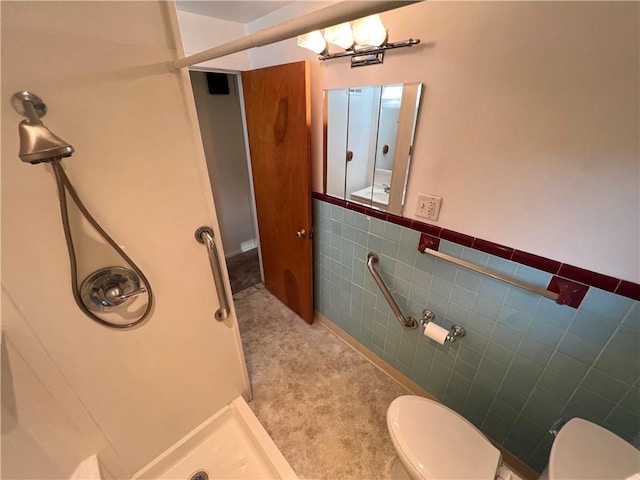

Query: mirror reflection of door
left=324, top=82, right=423, bottom=216
left=376, top=86, right=403, bottom=173
left=345, top=86, right=382, bottom=209
left=387, top=83, right=423, bottom=214
left=372, top=85, right=403, bottom=208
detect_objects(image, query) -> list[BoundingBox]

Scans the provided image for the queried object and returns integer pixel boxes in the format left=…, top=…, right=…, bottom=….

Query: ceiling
left=175, top=1, right=295, bottom=23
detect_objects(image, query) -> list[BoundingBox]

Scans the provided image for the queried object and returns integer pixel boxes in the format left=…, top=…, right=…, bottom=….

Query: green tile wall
left=313, top=199, right=640, bottom=473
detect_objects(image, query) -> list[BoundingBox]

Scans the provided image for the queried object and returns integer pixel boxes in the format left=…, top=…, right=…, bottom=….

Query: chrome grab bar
left=367, top=252, right=418, bottom=329
left=422, top=248, right=560, bottom=302
left=195, top=226, right=230, bottom=321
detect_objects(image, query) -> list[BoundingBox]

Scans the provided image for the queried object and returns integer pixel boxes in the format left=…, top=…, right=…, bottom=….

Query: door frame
left=235, top=72, right=265, bottom=282
left=189, top=67, right=265, bottom=283
left=190, top=63, right=314, bottom=324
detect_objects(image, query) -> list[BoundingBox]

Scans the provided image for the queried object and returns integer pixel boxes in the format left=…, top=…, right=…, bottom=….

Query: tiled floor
left=234, top=284, right=410, bottom=480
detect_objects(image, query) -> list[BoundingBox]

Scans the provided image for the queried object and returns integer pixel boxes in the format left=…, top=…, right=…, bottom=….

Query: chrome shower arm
left=22, top=100, right=43, bottom=123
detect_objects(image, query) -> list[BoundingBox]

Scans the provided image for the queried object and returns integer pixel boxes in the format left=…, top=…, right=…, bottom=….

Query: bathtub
left=132, top=396, right=297, bottom=479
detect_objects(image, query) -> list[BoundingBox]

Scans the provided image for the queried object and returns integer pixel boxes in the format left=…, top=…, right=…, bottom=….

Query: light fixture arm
left=319, top=38, right=420, bottom=60
left=319, top=38, right=420, bottom=67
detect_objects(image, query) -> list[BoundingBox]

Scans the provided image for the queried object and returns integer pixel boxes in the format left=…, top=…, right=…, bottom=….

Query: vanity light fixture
left=296, top=30, right=328, bottom=55
left=352, top=15, right=387, bottom=47
left=323, top=22, right=354, bottom=50
left=297, top=14, right=420, bottom=67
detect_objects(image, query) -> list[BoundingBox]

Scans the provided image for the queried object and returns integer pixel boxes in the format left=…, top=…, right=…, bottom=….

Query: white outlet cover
left=416, top=194, right=442, bottom=220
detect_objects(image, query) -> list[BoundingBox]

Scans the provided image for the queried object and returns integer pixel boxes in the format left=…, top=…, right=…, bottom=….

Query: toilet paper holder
left=419, top=309, right=466, bottom=343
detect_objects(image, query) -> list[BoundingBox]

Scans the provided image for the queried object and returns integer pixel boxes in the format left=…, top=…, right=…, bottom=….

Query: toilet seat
left=387, top=395, right=502, bottom=480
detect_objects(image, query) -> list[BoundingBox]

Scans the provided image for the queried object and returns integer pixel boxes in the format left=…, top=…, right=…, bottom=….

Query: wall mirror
left=324, top=82, right=423, bottom=215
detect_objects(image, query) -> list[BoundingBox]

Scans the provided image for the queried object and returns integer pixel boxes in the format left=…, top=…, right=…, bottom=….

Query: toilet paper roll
left=423, top=322, right=449, bottom=345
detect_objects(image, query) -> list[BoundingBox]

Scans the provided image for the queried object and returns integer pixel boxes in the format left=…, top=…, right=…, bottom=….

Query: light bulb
left=324, top=23, right=354, bottom=50
left=352, top=14, right=388, bottom=47
left=297, top=30, right=327, bottom=55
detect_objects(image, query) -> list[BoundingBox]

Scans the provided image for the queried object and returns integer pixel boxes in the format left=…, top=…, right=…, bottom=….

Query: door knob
left=296, top=229, right=307, bottom=238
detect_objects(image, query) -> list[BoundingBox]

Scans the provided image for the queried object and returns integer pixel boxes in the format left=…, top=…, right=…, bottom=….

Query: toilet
left=387, top=395, right=640, bottom=480
left=542, top=417, right=639, bottom=480
left=386, top=395, right=518, bottom=480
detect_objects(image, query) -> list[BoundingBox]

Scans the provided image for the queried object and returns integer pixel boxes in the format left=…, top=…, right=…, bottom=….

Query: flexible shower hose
left=52, top=159, right=153, bottom=329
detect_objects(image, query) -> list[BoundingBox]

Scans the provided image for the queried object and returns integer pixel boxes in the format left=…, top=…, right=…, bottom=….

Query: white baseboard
left=241, top=239, right=257, bottom=252
left=224, top=240, right=258, bottom=260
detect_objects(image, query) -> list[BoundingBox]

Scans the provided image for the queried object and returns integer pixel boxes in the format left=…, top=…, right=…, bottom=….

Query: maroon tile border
left=412, top=221, right=442, bottom=237
left=558, top=264, right=620, bottom=293
left=312, top=193, right=640, bottom=302
left=366, top=208, right=387, bottom=221
left=616, top=281, right=640, bottom=301
left=512, top=250, right=561, bottom=275
left=440, top=228, right=474, bottom=247
left=348, top=202, right=367, bottom=215
left=386, top=213, right=414, bottom=229
left=472, top=238, right=514, bottom=260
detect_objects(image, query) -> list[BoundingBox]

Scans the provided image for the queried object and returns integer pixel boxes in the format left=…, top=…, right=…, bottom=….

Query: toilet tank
left=547, top=418, right=639, bottom=480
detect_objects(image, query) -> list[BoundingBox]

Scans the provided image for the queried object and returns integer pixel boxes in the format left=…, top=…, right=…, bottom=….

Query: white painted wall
left=190, top=72, right=256, bottom=257
left=244, top=1, right=639, bottom=283
left=176, top=10, right=250, bottom=71
left=1, top=2, right=249, bottom=477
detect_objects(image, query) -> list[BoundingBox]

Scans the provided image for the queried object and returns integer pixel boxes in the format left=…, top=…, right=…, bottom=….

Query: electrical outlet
left=416, top=194, right=442, bottom=220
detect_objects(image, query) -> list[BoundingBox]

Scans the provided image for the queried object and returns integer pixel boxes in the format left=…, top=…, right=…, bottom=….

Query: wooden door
left=241, top=61, right=313, bottom=324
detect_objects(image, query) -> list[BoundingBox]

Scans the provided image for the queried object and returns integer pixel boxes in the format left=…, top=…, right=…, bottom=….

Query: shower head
left=11, top=91, right=74, bottom=164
